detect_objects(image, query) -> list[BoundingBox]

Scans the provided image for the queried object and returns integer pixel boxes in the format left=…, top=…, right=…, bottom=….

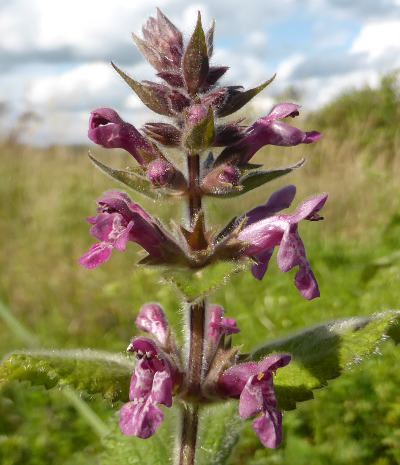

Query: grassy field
left=0, top=75, right=399, bottom=464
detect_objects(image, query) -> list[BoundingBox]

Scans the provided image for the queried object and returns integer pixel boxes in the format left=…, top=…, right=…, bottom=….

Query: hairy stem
left=178, top=154, right=206, bottom=465
left=187, top=154, right=202, bottom=224
left=179, top=404, right=200, bottom=465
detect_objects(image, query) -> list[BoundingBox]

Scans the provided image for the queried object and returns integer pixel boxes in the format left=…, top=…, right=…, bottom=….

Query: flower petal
left=245, top=185, right=297, bottom=226
left=251, top=249, right=274, bottom=280
left=136, top=303, right=169, bottom=346
left=252, top=408, right=282, bottom=449
left=78, top=243, right=112, bottom=269
left=119, top=399, right=164, bottom=438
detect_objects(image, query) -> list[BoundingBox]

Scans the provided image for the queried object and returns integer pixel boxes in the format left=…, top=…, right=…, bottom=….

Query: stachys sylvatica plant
left=1, top=9, right=399, bottom=465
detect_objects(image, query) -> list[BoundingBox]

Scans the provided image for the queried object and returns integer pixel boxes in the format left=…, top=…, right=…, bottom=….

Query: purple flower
left=136, top=303, right=169, bottom=347
left=237, top=187, right=327, bottom=300
left=219, top=354, right=290, bottom=448
left=120, top=338, right=177, bottom=438
left=78, top=191, right=164, bottom=269
left=220, top=103, right=322, bottom=164
left=88, top=108, right=157, bottom=165
left=207, top=305, right=240, bottom=349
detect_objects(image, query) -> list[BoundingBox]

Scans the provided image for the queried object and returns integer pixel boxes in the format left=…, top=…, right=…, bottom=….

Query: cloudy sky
left=1, top=0, right=400, bottom=145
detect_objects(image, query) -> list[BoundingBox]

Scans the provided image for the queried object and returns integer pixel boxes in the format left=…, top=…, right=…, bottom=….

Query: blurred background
left=0, top=1, right=399, bottom=464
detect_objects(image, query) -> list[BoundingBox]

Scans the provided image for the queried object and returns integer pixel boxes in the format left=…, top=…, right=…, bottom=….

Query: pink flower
left=219, top=355, right=291, bottom=448
left=220, top=103, right=322, bottom=164
left=79, top=191, right=164, bottom=269
left=238, top=186, right=327, bottom=300
left=207, top=305, right=240, bottom=350
left=88, top=108, right=157, bottom=165
left=120, top=338, right=177, bottom=438
left=136, top=303, right=169, bottom=347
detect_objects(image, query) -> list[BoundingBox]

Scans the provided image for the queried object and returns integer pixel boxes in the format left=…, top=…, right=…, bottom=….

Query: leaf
left=197, top=401, right=243, bottom=465
left=183, top=12, right=209, bottom=95
left=0, top=349, right=134, bottom=403
left=217, top=75, right=276, bottom=117
left=208, top=160, right=304, bottom=198
left=101, top=408, right=178, bottom=465
left=361, top=250, right=400, bottom=282
left=89, top=152, right=161, bottom=200
left=183, top=106, right=215, bottom=153
left=250, top=311, right=400, bottom=410
left=161, top=261, right=249, bottom=302
left=111, top=62, right=173, bottom=116
left=101, top=402, right=242, bottom=465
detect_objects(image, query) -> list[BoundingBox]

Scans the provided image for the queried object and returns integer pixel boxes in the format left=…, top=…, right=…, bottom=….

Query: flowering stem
left=178, top=153, right=206, bottom=465
left=187, top=154, right=202, bottom=224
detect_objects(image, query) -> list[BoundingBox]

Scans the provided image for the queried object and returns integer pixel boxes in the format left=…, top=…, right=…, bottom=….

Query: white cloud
left=351, top=20, right=400, bottom=61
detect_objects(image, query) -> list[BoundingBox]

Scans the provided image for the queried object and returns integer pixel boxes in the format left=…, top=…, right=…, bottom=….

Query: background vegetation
left=0, top=74, right=399, bottom=464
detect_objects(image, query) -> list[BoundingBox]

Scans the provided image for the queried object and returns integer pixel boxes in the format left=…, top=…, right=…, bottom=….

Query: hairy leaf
left=101, top=409, right=178, bottom=465
left=161, top=261, right=249, bottom=302
left=101, top=402, right=241, bottom=465
left=0, top=349, right=134, bottom=403
left=208, top=160, right=304, bottom=198
left=217, top=75, right=276, bottom=117
left=197, top=401, right=243, bottom=465
left=89, top=152, right=161, bottom=200
left=112, top=62, right=173, bottom=116
left=250, top=311, right=400, bottom=410
left=183, top=12, right=209, bottom=95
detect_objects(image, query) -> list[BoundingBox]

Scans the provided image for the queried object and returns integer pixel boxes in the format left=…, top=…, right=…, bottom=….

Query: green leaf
left=101, top=409, right=178, bottom=465
left=183, top=12, right=209, bottom=95
left=361, top=250, right=400, bottom=282
left=89, top=152, right=161, bottom=200
left=250, top=311, right=400, bottom=410
left=183, top=107, right=215, bottom=153
left=101, top=402, right=242, bottom=465
left=0, top=349, right=134, bottom=403
left=111, top=62, right=173, bottom=116
left=209, top=159, right=304, bottom=198
left=217, top=74, right=276, bottom=117
left=161, top=261, right=249, bottom=302
left=197, top=401, right=243, bottom=465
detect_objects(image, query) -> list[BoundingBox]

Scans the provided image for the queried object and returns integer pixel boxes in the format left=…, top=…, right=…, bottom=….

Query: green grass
left=0, top=75, right=399, bottom=464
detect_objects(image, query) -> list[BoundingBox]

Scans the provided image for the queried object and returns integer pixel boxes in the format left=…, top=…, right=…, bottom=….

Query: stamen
left=257, top=372, right=264, bottom=381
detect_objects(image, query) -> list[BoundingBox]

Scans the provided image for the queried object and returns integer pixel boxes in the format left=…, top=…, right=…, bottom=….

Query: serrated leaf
left=161, top=261, right=248, bottom=302
left=183, top=12, right=209, bottom=95
left=217, top=74, right=276, bottom=117
left=208, top=160, right=304, bottom=198
left=184, top=107, right=215, bottom=153
left=89, top=152, right=161, bottom=200
left=0, top=349, right=134, bottom=403
left=111, top=62, right=173, bottom=116
left=250, top=311, right=400, bottom=410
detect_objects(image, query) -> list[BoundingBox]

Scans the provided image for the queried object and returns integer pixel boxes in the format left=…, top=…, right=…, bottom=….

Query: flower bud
left=147, top=159, right=187, bottom=191
left=148, top=159, right=174, bottom=187
left=202, top=164, right=241, bottom=194
left=186, top=105, right=209, bottom=126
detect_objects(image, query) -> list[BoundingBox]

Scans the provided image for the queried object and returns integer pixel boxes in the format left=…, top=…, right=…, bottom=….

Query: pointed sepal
left=182, top=12, right=209, bottom=95
left=112, top=62, right=173, bottom=116
left=217, top=74, right=276, bottom=117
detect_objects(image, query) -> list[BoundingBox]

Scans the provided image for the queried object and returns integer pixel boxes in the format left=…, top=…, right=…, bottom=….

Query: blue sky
left=0, top=0, right=399, bottom=145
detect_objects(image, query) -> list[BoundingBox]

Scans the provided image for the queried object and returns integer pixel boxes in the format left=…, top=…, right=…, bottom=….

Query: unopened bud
left=186, top=105, right=209, bottom=126
left=147, top=159, right=187, bottom=191
left=202, top=164, right=241, bottom=193
left=148, top=159, right=175, bottom=187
